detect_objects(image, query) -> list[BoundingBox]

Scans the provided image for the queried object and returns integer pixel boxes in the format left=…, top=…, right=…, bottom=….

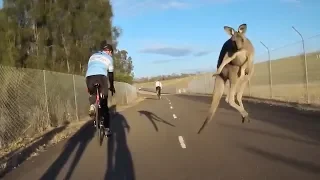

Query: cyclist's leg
left=86, top=75, right=98, bottom=117
left=99, top=75, right=112, bottom=136
left=159, top=87, right=162, bottom=96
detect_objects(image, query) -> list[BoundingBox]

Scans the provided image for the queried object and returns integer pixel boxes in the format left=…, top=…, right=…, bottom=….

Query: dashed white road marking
left=178, top=136, right=186, bottom=149
left=170, top=106, right=173, bottom=109
left=173, top=114, right=177, bottom=119
left=169, top=102, right=171, bottom=105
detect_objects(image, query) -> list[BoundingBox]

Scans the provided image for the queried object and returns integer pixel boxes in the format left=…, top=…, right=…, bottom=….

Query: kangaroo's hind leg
left=236, top=66, right=254, bottom=123
left=227, top=66, right=249, bottom=122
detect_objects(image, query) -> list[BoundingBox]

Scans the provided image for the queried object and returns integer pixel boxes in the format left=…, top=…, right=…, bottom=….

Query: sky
left=1, top=0, right=319, bottom=78
left=111, top=0, right=320, bottom=78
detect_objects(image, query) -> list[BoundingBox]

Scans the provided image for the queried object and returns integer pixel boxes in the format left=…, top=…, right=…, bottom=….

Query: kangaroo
left=198, top=24, right=255, bottom=134
left=213, top=23, right=254, bottom=82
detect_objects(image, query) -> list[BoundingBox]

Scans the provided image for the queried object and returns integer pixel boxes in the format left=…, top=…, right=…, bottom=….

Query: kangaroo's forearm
left=217, top=53, right=238, bottom=73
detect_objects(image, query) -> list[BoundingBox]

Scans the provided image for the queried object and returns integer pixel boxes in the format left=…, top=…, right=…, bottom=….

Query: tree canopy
left=0, top=0, right=134, bottom=84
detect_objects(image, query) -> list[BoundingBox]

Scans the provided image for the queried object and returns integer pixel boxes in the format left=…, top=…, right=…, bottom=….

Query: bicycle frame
left=95, top=87, right=100, bottom=107
left=95, top=85, right=103, bottom=129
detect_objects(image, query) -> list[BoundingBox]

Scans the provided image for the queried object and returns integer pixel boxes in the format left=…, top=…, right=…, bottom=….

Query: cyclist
left=85, top=40, right=116, bottom=137
left=155, top=80, right=162, bottom=99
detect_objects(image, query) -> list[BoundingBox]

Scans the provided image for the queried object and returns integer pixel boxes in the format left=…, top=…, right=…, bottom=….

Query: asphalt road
left=2, top=94, right=320, bottom=180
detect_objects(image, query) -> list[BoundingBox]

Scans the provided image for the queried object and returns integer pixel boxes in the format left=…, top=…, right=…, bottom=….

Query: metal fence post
left=43, top=70, right=50, bottom=127
left=125, top=86, right=128, bottom=104
left=205, top=75, right=207, bottom=94
left=260, top=41, right=273, bottom=99
left=292, top=26, right=310, bottom=104
left=72, top=75, right=79, bottom=121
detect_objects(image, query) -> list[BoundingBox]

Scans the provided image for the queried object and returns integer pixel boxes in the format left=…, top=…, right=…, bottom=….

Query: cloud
left=152, top=58, right=183, bottom=64
left=193, top=50, right=213, bottom=57
left=140, top=47, right=193, bottom=57
left=139, top=43, right=214, bottom=57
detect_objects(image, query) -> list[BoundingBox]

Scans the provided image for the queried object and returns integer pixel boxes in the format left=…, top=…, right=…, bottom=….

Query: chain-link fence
left=186, top=34, right=320, bottom=105
left=0, top=65, right=138, bottom=148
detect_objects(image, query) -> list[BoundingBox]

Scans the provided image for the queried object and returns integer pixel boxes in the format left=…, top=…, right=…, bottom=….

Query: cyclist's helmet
left=100, top=40, right=114, bottom=53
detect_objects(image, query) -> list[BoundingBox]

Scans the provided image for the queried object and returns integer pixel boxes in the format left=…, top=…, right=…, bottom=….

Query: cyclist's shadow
left=104, top=105, right=135, bottom=180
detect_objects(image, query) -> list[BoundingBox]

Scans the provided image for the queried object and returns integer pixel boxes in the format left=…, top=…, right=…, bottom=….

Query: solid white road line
left=178, top=136, right=186, bottom=149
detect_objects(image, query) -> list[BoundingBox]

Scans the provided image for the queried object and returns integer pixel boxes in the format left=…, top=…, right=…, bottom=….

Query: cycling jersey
left=85, top=51, right=114, bottom=77
left=155, top=81, right=162, bottom=88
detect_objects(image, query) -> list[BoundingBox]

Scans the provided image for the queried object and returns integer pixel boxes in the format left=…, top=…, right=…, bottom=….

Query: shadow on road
left=217, top=122, right=320, bottom=146
left=237, top=100, right=320, bottom=143
left=145, top=97, right=158, bottom=100
left=39, top=120, right=95, bottom=180
left=104, top=105, right=136, bottom=180
left=239, top=144, right=320, bottom=174
left=138, top=110, right=175, bottom=131
left=177, top=95, right=320, bottom=143
left=0, top=124, right=68, bottom=178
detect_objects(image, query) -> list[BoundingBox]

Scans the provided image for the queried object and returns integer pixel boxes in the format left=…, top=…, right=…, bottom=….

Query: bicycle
left=93, top=83, right=105, bottom=144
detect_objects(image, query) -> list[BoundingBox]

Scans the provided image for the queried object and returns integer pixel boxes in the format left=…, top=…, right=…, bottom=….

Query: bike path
left=2, top=94, right=320, bottom=180
left=2, top=95, right=186, bottom=180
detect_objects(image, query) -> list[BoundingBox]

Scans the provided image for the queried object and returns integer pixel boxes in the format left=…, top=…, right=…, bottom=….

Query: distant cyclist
left=155, top=80, right=162, bottom=99
left=85, top=40, right=116, bottom=137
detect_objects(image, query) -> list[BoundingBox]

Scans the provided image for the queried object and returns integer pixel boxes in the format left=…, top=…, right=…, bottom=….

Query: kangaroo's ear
left=238, top=24, right=247, bottom=34
left=224, top=26, right=235, bottom=36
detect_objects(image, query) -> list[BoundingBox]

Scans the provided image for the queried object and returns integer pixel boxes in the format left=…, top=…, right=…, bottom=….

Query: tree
left=0, top=0, right=135, bottom=84
left=113, top=49, right=134, bottom=84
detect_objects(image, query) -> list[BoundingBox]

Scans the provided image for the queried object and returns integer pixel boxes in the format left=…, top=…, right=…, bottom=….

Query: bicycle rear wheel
left=95, top=104, right=100, bottom=142
left=95, top=104, right=104, bottom=144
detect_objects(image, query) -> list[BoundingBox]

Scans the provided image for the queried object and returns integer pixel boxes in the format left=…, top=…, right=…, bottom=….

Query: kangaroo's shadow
left=138, top=110, right=175, bottom=132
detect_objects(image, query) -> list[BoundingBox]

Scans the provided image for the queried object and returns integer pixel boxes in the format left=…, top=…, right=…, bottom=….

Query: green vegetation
left=0, top=0, right=134, bottom=84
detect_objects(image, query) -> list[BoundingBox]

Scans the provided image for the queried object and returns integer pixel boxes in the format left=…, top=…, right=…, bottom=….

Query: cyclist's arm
left=108, top=72, right=114, bottom=88
left=107, top=57, right=115, bottom=89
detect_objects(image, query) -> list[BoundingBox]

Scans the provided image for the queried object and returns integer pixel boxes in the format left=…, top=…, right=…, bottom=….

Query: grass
left=242, top=51, right=320, bottom=105
left=251, top=51, right=320, bottom=86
